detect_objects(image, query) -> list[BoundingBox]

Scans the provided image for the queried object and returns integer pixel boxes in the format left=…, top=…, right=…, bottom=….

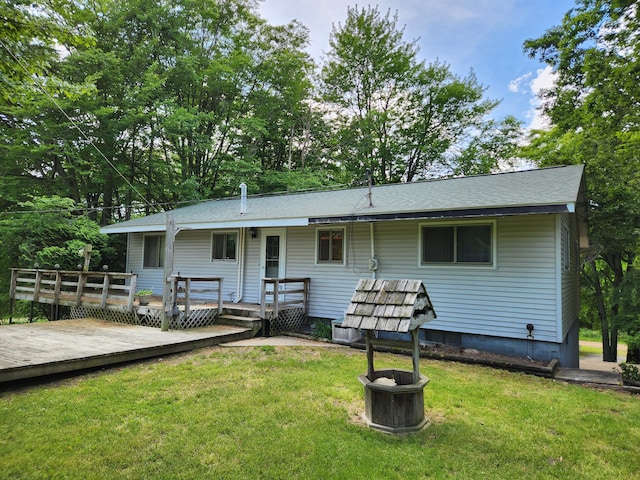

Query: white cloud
left=508, top=72, right=532, bottom=93
left=525, top=66, right=557, bottom=130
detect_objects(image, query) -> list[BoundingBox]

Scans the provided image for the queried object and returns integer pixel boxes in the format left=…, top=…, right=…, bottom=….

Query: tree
left=320, top=5, right=519, bottom=184
left=0, top=196, right=116, bottom=317
left=523, top=0, right=640, bottom=361
left=0, top=0, right=82, bottom=101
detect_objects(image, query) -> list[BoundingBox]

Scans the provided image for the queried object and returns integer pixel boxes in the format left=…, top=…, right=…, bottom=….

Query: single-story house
left=101, top=164, right=587, bottom=367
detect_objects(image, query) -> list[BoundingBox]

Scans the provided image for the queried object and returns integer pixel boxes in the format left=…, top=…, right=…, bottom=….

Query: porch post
left=161, top=215, right=175, bottom=331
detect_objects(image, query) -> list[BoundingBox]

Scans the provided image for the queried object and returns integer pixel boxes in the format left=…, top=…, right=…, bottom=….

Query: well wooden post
left=411, top=328, right=420, bottom=384
left=366, top=330, right=375, bottom=380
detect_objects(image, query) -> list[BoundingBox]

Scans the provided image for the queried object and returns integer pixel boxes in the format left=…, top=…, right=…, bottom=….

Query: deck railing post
left=127, top=275, right=137, bottom=311
left=184, top=277, right=191, bottom=319
left=100, top=273, right=109, bottom=309
left=75, top=271, right=86, bottom=306
left=217, top=278, right=223, bottom=316
left=273, top=279, right=279, bottom=318
left=33, top=270, right=42, bottom=303
left=53, top=270, right=62, bottom=321
left=260, top=279, right=267, bottom=319
left=303, top=278, right=309, bottom=316
left=9, top=269, right=17, bottom=324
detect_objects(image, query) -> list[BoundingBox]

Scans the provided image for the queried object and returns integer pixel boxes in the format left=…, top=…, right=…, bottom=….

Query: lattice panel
left=71, top=307, right=134, bottom=324
left=270, top=308, right=306, bottom=336
left=169, top=309, right=218, bottom=329
left=71, top=306, right=216, bottom=330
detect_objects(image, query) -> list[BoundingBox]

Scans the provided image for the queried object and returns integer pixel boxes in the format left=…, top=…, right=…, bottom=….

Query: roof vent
left=240, top=183, right=247, bottom=215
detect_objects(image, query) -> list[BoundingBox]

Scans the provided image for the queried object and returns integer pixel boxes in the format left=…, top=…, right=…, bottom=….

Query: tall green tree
left=0, top=0, right=95, bottom=211
left=523, top=0, right=640, bottom=361
left=320, top=5, right=520, bottom=184
left=2, top=0, right=322, bottom=223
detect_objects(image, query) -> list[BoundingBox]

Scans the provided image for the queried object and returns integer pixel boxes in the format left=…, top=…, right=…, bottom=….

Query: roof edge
left=309, top=204, right=572, bottom=224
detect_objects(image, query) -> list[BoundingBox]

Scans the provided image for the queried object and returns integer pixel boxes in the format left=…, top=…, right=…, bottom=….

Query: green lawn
left=1, top=346, right=639, bottom=479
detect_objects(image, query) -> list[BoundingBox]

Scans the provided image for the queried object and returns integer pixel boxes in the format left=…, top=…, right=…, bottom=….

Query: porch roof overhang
left=101, top=217, right=309, bottom=234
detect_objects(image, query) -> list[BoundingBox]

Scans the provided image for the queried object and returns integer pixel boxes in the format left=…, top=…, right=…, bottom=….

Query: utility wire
left=0, top=37, right=156, bottom=212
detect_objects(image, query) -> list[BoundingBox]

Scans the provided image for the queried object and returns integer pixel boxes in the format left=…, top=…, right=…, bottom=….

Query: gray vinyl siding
left=285, top=224, right=371, bottom=318
left=127, top=231, right=240, bottom=301
left=284, top=216, right=561, bottom=343
left=127, top=233, right=164, bottom=292
left=560, top=213, right=580, bottom=341
left=127, top=215, right=564, bottom=343
left=371, top=216, right=559, bottom=342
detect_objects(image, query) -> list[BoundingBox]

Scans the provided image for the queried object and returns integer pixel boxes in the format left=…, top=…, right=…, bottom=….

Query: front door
left=260, top=228, right=286, bottom=286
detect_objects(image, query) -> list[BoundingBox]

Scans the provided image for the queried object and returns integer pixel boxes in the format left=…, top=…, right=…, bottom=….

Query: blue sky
left=259, top=0, right=577, bottom=129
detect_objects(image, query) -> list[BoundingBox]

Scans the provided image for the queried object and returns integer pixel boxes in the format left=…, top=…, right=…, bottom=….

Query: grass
left=579, top=344, right=603, bottom=357
left=1, top=347, right=640, bottom=479
left=580, top=328, right=603, bottom=342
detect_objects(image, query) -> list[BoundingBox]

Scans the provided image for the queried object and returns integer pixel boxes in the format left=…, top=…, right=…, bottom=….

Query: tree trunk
left=590, top=260, right=618, bottom=362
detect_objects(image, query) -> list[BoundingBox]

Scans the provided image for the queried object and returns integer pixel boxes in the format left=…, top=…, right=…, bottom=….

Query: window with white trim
left=317, top=228, right=345, bottom=264
left=143, top=235, right=165, bottom=268
left=211, top=232, right=237, bottom=261
left=421, top=223, right=493, bottom=265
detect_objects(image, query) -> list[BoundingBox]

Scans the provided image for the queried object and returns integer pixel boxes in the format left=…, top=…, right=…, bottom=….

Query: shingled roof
left=342, top=279, right=437, bottom=333
left=101, top=165, right=587, bottom=242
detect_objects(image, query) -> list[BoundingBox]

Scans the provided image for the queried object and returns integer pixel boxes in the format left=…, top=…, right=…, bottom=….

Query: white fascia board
left=101, top=217, right=309, bottom=234
left=180, top=218, right=309, bottom=230
left=100, top=225, right=166, bottom=234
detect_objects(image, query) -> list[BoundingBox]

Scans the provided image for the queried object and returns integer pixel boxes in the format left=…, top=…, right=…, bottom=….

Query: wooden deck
left=0, top=318, right=257, bottom=384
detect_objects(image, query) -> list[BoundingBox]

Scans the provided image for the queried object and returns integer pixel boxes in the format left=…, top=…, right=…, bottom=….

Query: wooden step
left=221, top=309, right=262, bottom=319
left=217, top=314, right=263, bottom=329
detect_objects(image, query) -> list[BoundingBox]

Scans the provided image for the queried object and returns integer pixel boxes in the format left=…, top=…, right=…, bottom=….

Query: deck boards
left=0, top=318, right=252, bottom=383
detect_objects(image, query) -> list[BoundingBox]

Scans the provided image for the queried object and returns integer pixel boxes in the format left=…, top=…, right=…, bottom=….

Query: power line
left=0, top=197, right=198, bottom=216
left=0, top=37, right=157, bottom=212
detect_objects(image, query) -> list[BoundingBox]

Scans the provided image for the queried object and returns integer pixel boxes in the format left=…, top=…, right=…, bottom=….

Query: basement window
left=421, top=223, right=494, bottom=266
left=143, top=235, right=165, bottom=268
left=211, top=232, right=237, bottom=261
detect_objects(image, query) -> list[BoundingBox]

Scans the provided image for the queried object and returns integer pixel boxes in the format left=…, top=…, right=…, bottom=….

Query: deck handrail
left=9, top=268, right=138, bottom=321
left=260, top=277, right=310, bottom=319
left=169, top=275, right=224, bottom=318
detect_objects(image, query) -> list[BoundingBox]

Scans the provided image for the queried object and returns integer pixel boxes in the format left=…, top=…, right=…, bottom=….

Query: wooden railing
left=260, top=278, right=310, bottom=319
left=9, top=269, right=137, bottom=317
left=169, top=275, right=224, bottom=318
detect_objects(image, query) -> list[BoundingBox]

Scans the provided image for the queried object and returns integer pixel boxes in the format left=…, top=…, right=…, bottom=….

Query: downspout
left=235, top=227, right=245, bottom=303
left=236, top=182, right=248, bottom=303
left=370, top=222, right=377, bottom=280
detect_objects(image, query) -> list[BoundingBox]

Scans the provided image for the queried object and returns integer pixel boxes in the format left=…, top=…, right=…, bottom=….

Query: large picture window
left=317, top=228, right=345, bottom=264
left=143, top=235, right=165, bottom=268
left=211, top=232, right=237, bottom=261
left=421, top=223, right=493, bottom=265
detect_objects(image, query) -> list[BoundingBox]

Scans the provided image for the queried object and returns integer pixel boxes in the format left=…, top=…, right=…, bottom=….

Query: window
left=562, top=224, right=571, bottom=271
left=421, top=223, right=493, bottom=265
left=317, top=228, right=344, bottom=263
left=143, top=235, right=165, bottom=268
left=211, top=232, right=237, bottom=261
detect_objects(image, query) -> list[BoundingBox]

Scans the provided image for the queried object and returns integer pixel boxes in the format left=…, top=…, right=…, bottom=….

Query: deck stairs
left=216, top=305, right=264, bottom=335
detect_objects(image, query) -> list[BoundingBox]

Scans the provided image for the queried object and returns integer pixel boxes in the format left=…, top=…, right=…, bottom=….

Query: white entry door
left=260, top=228, right=286, bottom=282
